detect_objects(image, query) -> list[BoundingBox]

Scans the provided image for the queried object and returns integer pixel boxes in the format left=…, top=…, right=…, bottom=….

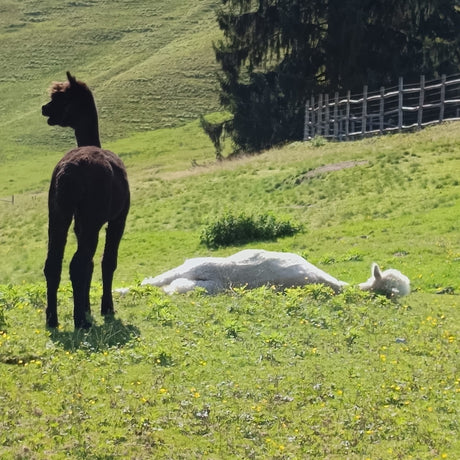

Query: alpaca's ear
left=372, top=263, right=382, bottom=280
left=66, top=71, right=77, bottom=85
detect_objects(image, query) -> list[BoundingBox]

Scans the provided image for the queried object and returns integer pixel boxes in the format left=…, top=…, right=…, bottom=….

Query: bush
left=0, top=305, right=6, bottom=331
left=0, top=291, right=10, bottom=331
left=200, top=212, right=302, bottom=248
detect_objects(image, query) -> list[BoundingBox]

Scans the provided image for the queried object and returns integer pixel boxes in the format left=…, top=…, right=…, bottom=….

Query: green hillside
left=0, top=120, right=459, bottom=294
left=0, top=3, right=459, bottom=458
left=0, top=118, right=459, bottom=457
left=0, top=0, right=221, bottom=158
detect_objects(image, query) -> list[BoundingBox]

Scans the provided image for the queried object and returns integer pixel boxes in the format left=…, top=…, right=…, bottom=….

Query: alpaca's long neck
left=75, top=122, right=101, bottom=148
left=74, top=98, right=101, bottom=148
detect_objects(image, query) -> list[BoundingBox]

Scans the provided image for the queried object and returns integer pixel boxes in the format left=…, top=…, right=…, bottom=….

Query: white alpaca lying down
left=359, top=263, right=410, bottom=298
left=140, top=250, right=410, bottom=298
left=141, top=249, right=348, bottom=294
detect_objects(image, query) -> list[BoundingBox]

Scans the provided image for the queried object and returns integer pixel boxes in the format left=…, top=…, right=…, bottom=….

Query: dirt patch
left=297, top=160, right=369, bottom=182
left=271, top=159, right=369, bottom=191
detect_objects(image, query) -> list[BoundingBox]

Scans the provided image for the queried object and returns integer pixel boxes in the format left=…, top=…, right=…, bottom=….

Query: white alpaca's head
left=359, top=263, right=410, bottom=299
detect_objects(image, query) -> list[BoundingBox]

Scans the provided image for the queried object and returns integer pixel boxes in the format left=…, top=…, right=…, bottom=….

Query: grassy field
left=1, top=121, right=458, bottom=293
left=1, top=1, right=459, bottom=458
left=0, top=283, right=458, bottom=459
left=0, top=121, right=459, bottom=458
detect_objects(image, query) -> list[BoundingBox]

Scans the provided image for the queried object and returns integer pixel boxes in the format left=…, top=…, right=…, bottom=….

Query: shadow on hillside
left=49, top=317, right=140, bottom=352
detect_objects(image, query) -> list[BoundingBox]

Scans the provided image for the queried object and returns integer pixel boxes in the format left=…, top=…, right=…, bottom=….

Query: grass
left=0, top=283, right=459, bottom=458
left=1, top=122, right=458, bottom=294
left=0, top=121, right=459, bottom=458
left=1, top=1, right=459, bottom=457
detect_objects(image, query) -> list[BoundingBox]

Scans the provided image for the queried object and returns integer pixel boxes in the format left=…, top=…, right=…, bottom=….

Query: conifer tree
left=214, top=0, right=460, bottom=152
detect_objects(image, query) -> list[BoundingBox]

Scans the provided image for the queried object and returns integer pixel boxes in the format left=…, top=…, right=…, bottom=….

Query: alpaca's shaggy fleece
left=141, top=249, right=349, bottom=294
left=139, top=250, right=411, bottom=299
left=359, top=263, right=410, bottom=298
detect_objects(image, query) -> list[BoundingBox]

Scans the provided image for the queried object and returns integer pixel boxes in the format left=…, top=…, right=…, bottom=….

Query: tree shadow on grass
left=49, top=316, right=141, bottom=352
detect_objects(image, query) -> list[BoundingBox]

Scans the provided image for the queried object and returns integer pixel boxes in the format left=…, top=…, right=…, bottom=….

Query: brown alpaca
left=42, top=72, right=130, bottom=329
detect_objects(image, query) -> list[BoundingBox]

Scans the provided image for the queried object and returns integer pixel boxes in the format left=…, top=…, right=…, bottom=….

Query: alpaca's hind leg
left=44, top=213, right=72, bottom=328
left=70, top=225, right=100, bottom=329
left=101, top=214, right=127, bottom=317
left=73, top=219, right=95, bottom=317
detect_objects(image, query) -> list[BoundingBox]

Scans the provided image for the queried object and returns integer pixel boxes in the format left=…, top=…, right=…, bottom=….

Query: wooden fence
left=303, top=74, right=460, bottom=141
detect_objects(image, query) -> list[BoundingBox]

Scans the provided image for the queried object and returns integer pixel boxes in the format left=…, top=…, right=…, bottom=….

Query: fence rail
left=303, top=74, right=460, bottom=141
left=0, top=195, right=14, bottom=205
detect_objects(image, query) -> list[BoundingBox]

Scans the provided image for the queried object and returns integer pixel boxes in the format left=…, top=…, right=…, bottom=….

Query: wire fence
left=303, top=74, right=460, bottom=141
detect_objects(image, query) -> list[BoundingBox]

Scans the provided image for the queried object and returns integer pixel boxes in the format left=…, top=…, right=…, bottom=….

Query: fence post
left=310, top=96, right=315, bottom=138
left=398, top=77, right=404, bottom=131
left=439, top=74, right=446, bottom=122
left=324, top=93, right=330, bottom=138
left=345, top=90, right=351, bottom=139
left=317, top=94, right=323, bottom=136
left=379, top=86, right=385, bottom=133
left=333, top=92, right=339, bottom=140
left=304, top=100, right=310, bottom=140
left=418, top=75, right=425, bottom=129
left=362, top=85, right=368, bottom=136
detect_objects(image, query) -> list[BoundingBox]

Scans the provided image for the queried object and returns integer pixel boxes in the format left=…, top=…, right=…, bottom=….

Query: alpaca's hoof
left=101, top=296, right=115, bottom=317
left=46, top=320, right=59, bottom=329
left=46, top=310, right=59, bottom=329
left=103, top=313, right=116, bottom=325
left=75, top=321, right=92, bottom=331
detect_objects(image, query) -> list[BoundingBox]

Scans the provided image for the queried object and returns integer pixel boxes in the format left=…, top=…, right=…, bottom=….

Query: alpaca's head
left=359, top=263, right=410, bottom=299
left=42, top=71, right=96, bottom=128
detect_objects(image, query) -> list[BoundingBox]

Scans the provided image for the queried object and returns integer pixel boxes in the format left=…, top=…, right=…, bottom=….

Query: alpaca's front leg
left=44, top=211, right=72, bottom=328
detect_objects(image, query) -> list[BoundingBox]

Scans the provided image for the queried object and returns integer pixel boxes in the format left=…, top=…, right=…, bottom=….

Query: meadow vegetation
left=0, top=0, right=459, bottom=457
left=1, top=122, right=458, bottom=293
left=0, top=281, right=458, bottom=458
left=200, top=212, right=302, bottom=248
left=0, top=121, right=458, bottom=458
